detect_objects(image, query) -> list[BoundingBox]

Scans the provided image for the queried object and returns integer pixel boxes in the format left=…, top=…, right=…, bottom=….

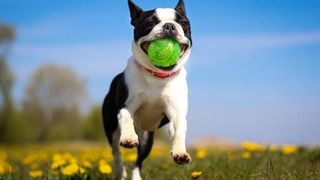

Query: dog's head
left=129, top=0, right=192, bottom=72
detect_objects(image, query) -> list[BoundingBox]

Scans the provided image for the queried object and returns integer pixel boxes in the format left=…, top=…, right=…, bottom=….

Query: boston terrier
left=102, top=0, right=192, bottom=179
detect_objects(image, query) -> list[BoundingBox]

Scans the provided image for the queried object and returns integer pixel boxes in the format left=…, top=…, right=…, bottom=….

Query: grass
left=142, top=148, right=320, bottom=180
left=0, top=142, right=319, bottom=179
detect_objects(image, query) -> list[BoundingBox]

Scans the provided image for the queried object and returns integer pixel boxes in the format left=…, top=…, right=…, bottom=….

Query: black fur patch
left=175, top=11, right=192, bottom=46
left=136, top=132, right=154, bottom=168
left=128, top=0, right=160, bottom=42
left=133, top=10, right=160, bottom=42
left=102, top=72, right=128, bottom=144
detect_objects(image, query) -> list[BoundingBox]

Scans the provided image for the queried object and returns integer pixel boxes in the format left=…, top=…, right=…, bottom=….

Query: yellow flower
left=61, top=153, right=77, bottom=164
left=191, top=171, right=202, bottom=179
left=61, top=163, right=79, bottom=176
left=81, top=160, right=92, bottom=168
left=52, top=153, right=63, bottom=162
left=241, top=151, right=251, bottom=159
left=0, top=161, right=12, bottom=175
left=269, top=144, right=278, bottom=152
left=282, top=144, right=298, bottom=155
left=196, top=148, right=207, bottom=159
left=79, top=167, right=86, bottom=174
left=99, top=163, right=112, bottom=174
left=242, top=141, right=265, bottom=152
left=0, top=163, right=5, bottom=175
left=29, top=170, right=43, bottom=178
left=51, top=159, right=66, bottom=170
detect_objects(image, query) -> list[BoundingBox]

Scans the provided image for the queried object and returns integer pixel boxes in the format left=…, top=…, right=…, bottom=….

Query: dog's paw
left=120, top=135, right=139, bottom=148
left=172, top=152, right=191, bottom=165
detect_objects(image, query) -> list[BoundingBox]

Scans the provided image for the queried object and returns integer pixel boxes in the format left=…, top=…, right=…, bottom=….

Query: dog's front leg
left=166, top=100, right=191, bottom=164
left=118, top=96, right=142, bottom=148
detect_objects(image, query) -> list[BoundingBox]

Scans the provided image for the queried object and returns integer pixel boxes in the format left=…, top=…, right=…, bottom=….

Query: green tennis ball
left=147, top=38, right=181, bottom=67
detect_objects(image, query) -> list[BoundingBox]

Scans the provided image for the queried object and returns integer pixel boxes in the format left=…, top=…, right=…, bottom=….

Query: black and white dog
left=102, top=0, right=192, bottom=179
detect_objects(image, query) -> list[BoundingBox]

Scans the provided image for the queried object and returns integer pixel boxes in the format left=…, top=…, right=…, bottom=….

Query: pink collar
left=144, top=68, right=177, bottom=78
left=133, top=59, right=178, bottom=78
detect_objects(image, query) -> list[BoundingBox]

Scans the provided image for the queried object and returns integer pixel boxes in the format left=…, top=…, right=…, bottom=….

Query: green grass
left=140, top=149, right=320, bottom=180
left=0, top=143, right=319, bottom=179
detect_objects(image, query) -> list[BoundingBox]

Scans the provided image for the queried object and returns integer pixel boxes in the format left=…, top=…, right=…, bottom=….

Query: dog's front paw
left=120, top=135, right=139, bottom=148
left=172, top=152, right=191, bottom=165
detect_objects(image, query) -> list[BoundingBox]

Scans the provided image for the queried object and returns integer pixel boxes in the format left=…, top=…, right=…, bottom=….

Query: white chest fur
left=124, top=57, right=188, bottom=131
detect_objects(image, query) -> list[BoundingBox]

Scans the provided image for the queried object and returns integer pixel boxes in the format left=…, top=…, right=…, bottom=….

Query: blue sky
left=1, top=0, right=320, bottom=145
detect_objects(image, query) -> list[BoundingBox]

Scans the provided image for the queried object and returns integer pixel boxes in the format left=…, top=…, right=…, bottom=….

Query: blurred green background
left=0, top=24, right=105, bottom=143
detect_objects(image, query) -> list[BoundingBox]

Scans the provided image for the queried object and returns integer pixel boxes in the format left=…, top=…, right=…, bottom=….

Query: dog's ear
left=175, top=0, right=187, bottom=16
left=128, top=0, right=143, bottom=26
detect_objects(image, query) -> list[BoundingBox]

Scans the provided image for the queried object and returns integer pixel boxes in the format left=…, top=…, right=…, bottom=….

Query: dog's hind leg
left=132, top=131, right=154, bottom=180
left=112, top=129, right=127, bottom=180
left=102, top=72, right=130, bottom=179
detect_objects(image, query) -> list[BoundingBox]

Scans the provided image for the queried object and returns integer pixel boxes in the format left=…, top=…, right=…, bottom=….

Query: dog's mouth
left=140, top=40, right=189, bottom=57
left=140, top=40, right=189, bottom=71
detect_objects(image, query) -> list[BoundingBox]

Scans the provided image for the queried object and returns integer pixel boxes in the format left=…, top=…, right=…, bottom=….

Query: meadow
left=0, top=142, right=319, bottom=180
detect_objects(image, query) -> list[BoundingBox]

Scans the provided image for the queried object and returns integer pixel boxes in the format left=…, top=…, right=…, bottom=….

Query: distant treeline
left=0, top=63, right=106, bottom=143
left=0, top=23, right=106, bottom=143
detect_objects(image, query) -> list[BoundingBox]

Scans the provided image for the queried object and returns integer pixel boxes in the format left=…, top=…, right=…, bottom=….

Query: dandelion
left=52, top=153, right=63, bottom=162
left=29, top=170, right=43, bottom=178
left=0, top=161, right=12, bottom=175
left=99, top=163, right=112, bottom=174
left=242, top=141, right=265, bottom=152
left=241, top=151, right=251, bottom=159
left=282, top=144, right=298, bottom=155
left=51, top=153, right=67, bottom=170
left=51, top=159, right=66, bottom=170
left=79, top=167, right=86, bottom=174
left=61, top=163, right=80, bottom=176
left=196, top=148, right=207, bottom=159
left=81, top=160, right=92, bottom=168
left=62, top=152, right=77, bottom=163
left=191, top=171, right=202, bottom=179
left=0, top=163, right=5, bottom=175
left=99, top=159, right=112, bottom=174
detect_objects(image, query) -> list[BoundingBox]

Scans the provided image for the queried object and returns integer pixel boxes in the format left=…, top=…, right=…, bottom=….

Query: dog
left=102, top=0, right=192, bottom=179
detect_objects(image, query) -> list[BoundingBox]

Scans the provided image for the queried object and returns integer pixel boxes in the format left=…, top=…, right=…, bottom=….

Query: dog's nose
left=163, top=23, right=176, bottom=35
